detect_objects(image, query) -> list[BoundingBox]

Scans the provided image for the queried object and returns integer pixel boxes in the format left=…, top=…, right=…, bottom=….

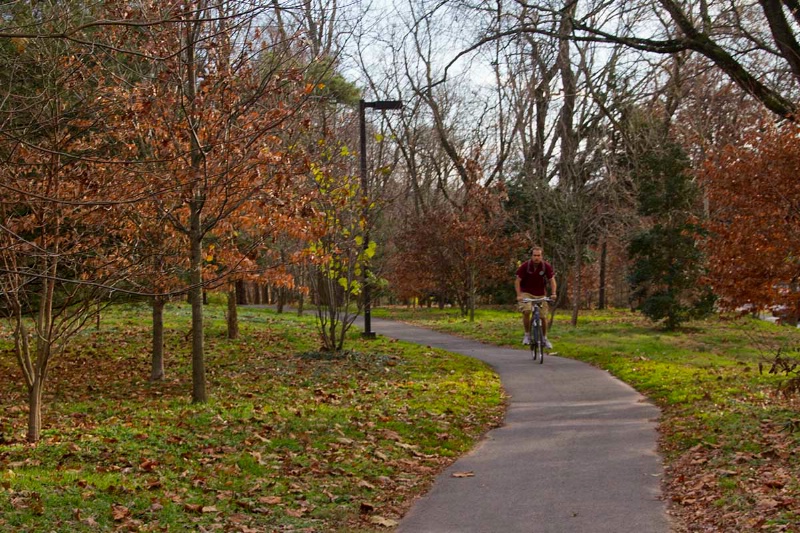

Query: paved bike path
left=365, top=318, right=672, bottom=533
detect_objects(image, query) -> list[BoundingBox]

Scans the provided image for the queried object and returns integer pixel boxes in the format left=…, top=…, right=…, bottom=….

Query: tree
left=555, top=0, right=800, bottom=118
left=490, top=0, right=646, bottom=325
left=388, top=176, right=520, bottom=319
left=701, top=120, right=800, bottom=323
left=306, top=144, right=369, bottom=351
left=114, top=0, right=314, bottom=402
left=627, top=135, right=714, bottom=329
left=0, top=1, right=149, bottom=441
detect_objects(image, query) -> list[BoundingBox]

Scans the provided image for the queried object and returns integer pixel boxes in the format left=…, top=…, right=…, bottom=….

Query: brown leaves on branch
left=700, top=119, right=800, bottom=320
left=387, top=179, right=523, bottom=309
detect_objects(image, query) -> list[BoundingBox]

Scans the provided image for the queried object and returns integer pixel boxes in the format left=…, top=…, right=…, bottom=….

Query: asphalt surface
left=364, top=317, right=672, bottom=533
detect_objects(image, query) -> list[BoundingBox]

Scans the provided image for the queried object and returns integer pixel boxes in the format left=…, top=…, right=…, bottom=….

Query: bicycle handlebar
left=520, top=297, right=553, bottom=303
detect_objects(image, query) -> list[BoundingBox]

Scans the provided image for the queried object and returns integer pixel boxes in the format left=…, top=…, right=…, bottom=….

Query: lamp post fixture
left=359, top=98, right=402, bottom=338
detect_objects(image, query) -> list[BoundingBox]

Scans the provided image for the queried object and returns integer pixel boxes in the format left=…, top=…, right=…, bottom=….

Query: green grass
left=0, top=301, right=504, bottom=532
left=373, top=304, right=800, bottom=530
left=5, top=301, right=800, bottom=531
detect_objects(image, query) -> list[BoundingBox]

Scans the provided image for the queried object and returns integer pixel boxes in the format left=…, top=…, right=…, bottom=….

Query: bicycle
left=521, top=297, right=552, bottom=364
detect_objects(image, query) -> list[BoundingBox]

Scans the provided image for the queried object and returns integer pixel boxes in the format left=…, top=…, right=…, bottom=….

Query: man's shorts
left=518, top=292, right=549, bottom=314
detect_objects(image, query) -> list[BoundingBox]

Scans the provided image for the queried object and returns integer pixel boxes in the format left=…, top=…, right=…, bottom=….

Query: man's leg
left=522, top=310, right=531, bottom=344
left=540, top=305, right=553, bottom=349
left=518, top=293, right=533, bottom=344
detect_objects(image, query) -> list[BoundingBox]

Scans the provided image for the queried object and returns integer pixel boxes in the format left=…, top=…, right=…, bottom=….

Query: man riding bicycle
left=515, top=246, right=557, bottom=348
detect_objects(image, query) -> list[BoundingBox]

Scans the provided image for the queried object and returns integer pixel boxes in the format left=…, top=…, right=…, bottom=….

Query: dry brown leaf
left=369, top=516, right=399, bottom=527
left=111, top=504, right=131, bottom=521
left=285, top=506, right=307, bottom=517
left=374, top=451, right=389, bottom=461
left=381, top=430, right=402, bottom=441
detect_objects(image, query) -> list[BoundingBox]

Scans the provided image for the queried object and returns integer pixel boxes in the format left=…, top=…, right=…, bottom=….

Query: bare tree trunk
left=598, top=240, right=607, bottom=310
left=276, top=286, right=285, bottom=313
left=571, top=249, right=581, bottom=327
left=469, top=267, right=476, bottom=323
left=236, top=279, right=247, bottom=305
left=189, top=197, right=207, bottom=403
left=27, top=377, right=44, bottom=443
left=151, top=296, right=166, bottom=382
left=185, top=4, right=207, bottom=403
left=227, top=282, right=239, bottom=339
left=28, top=259, right=56, bottom=442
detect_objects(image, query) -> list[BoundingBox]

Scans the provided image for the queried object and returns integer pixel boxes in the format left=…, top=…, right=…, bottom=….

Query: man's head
left=531, top=246, right=544, bottom=264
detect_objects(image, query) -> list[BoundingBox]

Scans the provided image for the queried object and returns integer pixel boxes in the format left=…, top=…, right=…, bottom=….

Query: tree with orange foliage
left=0, top=5, right=149, bottom=441
left=388, top=177, right=520, bottom=320
left=701, top=121, right=800, bottom=323
left=111, top=0, right=317, bottom=402
left=0, top=0, right=320, bottom=445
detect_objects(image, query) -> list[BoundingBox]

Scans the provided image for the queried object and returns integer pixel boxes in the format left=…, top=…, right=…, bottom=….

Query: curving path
left=364, top=317, right=673, bottom=533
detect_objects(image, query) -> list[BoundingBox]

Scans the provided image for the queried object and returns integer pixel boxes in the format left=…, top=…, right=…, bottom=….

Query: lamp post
left=359, top=98, right=402, bottom=338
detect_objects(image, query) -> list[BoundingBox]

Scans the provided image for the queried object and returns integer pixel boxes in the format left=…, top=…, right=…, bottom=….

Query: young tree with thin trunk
left=0, top=3, right=149, bottom=440
left=116, top=1, right=314, bottom=402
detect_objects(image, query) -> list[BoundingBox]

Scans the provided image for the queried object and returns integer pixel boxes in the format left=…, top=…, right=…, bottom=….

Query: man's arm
left=515, top=276, right=522, bottom=299
left=550, top=276, right=557, bottom=299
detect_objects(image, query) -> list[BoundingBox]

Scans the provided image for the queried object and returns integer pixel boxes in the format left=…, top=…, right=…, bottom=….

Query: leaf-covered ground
left=0, top=302, right=504, bottom=532
left=374, top=306, right=800, bottom=532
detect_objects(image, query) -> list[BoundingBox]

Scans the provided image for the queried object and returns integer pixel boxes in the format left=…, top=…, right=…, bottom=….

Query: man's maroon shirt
left=516, top=260, right=555, bottom=296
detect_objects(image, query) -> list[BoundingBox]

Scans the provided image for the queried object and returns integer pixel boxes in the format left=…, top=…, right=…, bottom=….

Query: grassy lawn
left=373, top=305, right=800, bottom=532
left=0, top=300, right=504, bottom=532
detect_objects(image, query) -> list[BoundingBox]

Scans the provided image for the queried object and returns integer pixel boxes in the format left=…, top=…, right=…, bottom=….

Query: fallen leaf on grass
left=369, top=516, right=399, bottom=527
left=111, top=504, right=131, bottom=521
left=757, top=498, right=780, bottom=510
left=452, top=471, right=475, bottom=478
left=139, top=459, right=158, bottom=472
left=285, top=506, right=308, bottom=517
left=381, top=430, right=402, bottom=441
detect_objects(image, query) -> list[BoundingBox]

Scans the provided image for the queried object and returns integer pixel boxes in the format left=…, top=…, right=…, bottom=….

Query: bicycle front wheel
left=531, top=321, right=544, bottom=364
left=531, top=322, right=543, bottom=363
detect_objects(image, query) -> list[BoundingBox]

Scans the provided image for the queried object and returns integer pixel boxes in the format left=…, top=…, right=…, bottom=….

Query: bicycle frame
left=522, top=297, right=550, bottom=364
